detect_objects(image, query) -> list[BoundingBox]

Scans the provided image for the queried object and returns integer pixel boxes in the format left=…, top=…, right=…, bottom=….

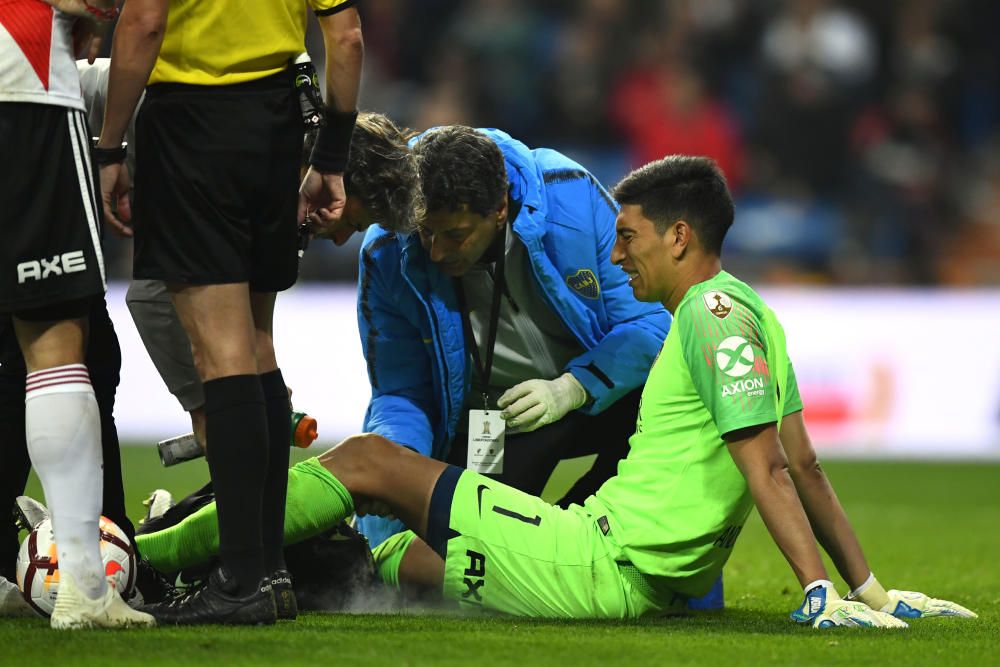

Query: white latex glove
left=497, top=372, right=587, bottom=433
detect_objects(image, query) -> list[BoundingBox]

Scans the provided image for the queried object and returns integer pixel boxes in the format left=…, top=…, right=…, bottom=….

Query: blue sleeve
left=564, top=177, right=671, bottom=414
left=357, top=237, right=436, bottom=458
left=354, top=516, right=406, bottom=548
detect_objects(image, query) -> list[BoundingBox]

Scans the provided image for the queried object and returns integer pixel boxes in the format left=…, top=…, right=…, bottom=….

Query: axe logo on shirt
left=565, top=268, right=600, bottom=299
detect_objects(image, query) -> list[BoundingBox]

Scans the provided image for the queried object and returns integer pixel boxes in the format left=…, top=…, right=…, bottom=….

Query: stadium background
left=98, top=0, right=1000, bottom=457
left=6, top=3, right=997, bottom=661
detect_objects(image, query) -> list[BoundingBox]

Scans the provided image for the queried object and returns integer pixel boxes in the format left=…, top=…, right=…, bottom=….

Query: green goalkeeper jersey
left=585, top=271, right=803, bottom=598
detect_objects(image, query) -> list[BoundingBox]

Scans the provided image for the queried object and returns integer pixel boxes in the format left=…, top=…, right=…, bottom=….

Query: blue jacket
left=356, top=129, right=670, bottom=543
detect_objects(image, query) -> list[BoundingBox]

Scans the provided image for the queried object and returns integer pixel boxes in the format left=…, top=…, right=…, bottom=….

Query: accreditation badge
left=467, top=409, right=505, bottom=474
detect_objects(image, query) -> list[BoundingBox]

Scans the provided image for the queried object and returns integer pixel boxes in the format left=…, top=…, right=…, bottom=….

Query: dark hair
left=412, top=126, right=507, bottom=217
left=613, top=155, right=734, bottom=255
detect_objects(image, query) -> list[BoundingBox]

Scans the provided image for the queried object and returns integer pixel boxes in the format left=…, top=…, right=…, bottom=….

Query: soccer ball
left=15, top=516, right=136, bottom=617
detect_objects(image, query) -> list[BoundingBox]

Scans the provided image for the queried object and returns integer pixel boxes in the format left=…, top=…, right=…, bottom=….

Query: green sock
left=371, top=530, right=417, bottom=589
left=136, top=457, right=354, bottom=572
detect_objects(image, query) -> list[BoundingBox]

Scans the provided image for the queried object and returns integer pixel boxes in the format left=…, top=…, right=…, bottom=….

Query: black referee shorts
left=132, top=70, right=302, bottom=292
left=0, top=103, right=106, bottom=316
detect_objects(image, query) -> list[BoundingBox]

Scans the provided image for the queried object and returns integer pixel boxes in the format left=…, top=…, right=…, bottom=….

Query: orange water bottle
left=290, top=411, right=318, bottom=448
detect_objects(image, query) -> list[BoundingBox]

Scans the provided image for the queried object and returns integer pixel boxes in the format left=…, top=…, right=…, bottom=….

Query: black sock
left=260, top=369, right=291, bottom=574
left=204, top=374, right=268, bottom=595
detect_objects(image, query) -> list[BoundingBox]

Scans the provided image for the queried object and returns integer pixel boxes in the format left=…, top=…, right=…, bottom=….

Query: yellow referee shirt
left=149, top=0, right=354, bottom=86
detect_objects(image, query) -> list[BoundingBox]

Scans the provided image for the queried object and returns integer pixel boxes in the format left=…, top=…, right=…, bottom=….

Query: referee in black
left=96, top=0, right=363, bottom=625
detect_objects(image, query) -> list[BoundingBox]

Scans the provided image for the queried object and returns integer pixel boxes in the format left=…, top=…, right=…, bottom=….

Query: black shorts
left=132, top=71, right=302, bottom=292
left=0, top=103, right=106, bottom=315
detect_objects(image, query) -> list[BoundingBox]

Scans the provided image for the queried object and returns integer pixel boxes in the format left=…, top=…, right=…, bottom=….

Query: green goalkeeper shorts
left=427, top=467, right=686, bottom=618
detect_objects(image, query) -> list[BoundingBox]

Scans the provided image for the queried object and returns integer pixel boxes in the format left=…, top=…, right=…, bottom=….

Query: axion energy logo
left=716, top=336, right=754, bottom=378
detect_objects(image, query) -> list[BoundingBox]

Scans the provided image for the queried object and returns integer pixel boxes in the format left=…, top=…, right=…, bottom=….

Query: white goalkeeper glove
left=846, top=574, right=978, bottom=619
left=791, top=581, right=908, bottom=629
left=497, top=372, right=587, bottom=433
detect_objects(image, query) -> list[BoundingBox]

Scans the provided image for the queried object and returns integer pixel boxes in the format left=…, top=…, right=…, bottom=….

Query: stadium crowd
left=204, top=0, right=992, bottom=286
left=354, top=0, right=1000, bottom=286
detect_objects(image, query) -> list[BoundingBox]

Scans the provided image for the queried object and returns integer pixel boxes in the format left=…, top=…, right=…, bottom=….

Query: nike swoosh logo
left=477, top=484, right=490, bottom=517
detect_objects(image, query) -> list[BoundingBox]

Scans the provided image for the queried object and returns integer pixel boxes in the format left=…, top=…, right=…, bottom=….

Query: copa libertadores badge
left=703, top=291, right=733, bottom=319
left=716, top=336, right=754, bottom=377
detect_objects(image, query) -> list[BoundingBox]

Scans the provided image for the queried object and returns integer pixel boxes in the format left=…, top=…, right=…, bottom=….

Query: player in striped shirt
left=0, top=0, right=152, bottom=629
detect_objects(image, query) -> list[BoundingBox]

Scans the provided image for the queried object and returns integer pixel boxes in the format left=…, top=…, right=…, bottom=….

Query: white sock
left=25, top=364, right=106, bottom=600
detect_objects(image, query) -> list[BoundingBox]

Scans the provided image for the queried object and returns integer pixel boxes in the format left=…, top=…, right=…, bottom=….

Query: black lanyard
left=454, top=224, right=507, bottom=412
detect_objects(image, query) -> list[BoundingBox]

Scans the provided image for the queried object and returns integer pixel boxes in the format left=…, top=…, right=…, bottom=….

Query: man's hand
left=41, top=0, right=118, bottom=22
left=791, top=584, right=908, bottom=629
left=99, top=162, right=133, bottom=237
left=498, top=372, right=587, bottom=432
left=70, top=13, right=105, bottom=63
left=878, top=590, right=977, bottom=619
left=298, top=167, right=347, bottom=234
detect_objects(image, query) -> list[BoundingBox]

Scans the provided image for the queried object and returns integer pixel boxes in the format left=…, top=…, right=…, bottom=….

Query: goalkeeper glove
left=790, top=581, right=908, bottom=629
left=846, top=574, right=978, bottom=619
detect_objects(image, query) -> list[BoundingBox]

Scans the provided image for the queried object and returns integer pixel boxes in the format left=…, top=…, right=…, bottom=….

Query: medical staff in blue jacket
left=355, top=125, right=671, bottom=546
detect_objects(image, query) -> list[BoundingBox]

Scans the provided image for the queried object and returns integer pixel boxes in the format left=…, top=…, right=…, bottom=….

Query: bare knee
left=318, top=433, right=396, bottom=494
left=198, top=341, right=257, bottom=380
left=319, top=434, right=445, bottom=538
left=169, top=284, right=256, bottom=379
left=328, top=432, right=395, bottom=459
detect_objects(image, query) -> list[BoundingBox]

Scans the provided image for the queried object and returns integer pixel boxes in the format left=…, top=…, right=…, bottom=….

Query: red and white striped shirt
left=0, top=0, right=83, bottom=110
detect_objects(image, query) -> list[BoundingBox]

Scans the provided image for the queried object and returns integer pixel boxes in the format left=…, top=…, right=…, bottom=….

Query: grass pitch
left=3, top=447, right=998, bottom=666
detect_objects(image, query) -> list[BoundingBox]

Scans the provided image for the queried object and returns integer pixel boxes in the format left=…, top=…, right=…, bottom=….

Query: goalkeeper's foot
left=791, top=584, right=908, bottom=629
left=880, top=590, right=978, bottom=619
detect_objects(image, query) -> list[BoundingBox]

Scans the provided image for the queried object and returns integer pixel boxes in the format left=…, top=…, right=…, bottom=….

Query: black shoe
left=141, top=567, right=276, bottom=626
left=271, top=570, right=298, bottom=620
left=131, top=557, right=179, bottom=606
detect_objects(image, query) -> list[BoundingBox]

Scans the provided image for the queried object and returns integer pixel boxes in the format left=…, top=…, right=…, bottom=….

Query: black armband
left=91, top=139, right=128, bottom=166
left=309, top=109, right=357, bottom=173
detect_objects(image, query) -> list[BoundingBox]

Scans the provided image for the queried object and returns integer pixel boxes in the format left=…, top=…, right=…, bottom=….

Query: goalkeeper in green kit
left=138, top=156, right=976, bottom=627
